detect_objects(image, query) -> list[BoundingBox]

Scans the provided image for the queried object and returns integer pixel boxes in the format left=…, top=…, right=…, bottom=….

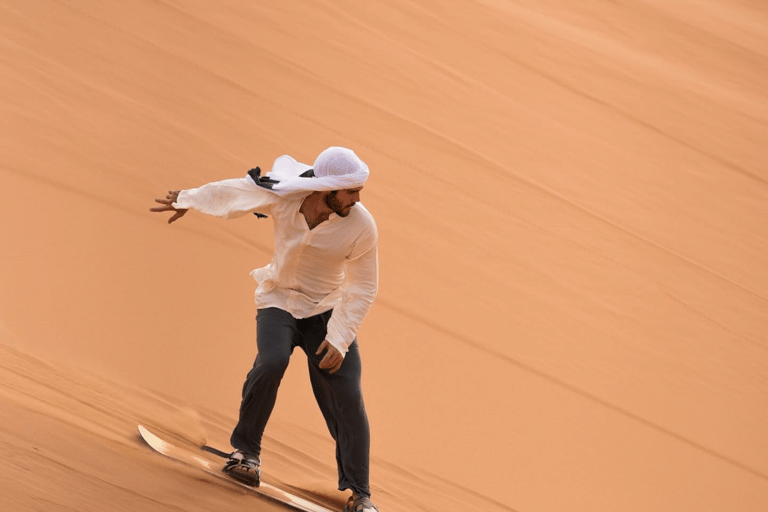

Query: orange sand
left=1, top=1, right=767, bottom=511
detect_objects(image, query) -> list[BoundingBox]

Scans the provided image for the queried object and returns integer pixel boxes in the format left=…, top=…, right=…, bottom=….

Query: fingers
left=151, top=190, right=179, bottom=206
left=168, top=209, right=187, bottom=224
left=317, top=340, right=343, bottom=373
left=149, top=199, right=173, bottom=212
left=319, top=353, right=343, bottom=373
left=150, top=190, right=187, bottom=222
left=328, top=358, right=343, bottom=374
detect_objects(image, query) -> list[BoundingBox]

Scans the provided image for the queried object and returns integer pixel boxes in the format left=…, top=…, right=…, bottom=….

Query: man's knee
left=253, top=352, right=291, bottom=379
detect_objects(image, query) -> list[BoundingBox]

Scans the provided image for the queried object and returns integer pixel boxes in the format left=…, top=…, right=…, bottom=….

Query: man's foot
left=344, top=494, right=379, bottom=512
left=222, top=450, right=261, bottom=487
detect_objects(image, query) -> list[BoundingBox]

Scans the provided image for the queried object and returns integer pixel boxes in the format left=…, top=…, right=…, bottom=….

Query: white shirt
left=174, top=176, right=378, bottom=356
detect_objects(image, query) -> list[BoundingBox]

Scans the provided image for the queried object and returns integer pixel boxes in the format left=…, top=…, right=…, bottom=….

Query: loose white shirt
left=174, top=176, right=378, bottom=356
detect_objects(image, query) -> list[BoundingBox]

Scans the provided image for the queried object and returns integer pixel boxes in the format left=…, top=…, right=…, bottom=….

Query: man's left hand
left=316, top=340, right=343, bottom=374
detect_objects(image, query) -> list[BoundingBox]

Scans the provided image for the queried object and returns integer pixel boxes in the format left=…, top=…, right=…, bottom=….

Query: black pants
left=230, top=307, right=371, bottom=497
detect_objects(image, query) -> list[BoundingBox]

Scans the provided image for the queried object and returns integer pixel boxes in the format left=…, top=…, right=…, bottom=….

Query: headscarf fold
left=248, top=146, right=369, bottom=196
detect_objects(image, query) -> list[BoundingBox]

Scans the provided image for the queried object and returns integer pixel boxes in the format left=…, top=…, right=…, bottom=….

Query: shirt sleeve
left=325, top=218, right=379, bottom=356
left=173, top=176, right=277, bottom=219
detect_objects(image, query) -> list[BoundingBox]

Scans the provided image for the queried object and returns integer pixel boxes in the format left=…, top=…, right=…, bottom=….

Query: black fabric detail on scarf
left=247, top=166, right=315, bottom=218
left=247, top=166, right=271, bottom=218
left=248, top=166, right=276, bottom=189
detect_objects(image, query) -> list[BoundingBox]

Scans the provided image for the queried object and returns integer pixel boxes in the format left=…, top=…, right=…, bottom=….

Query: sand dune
left=1, top=0, right=767, bottom=511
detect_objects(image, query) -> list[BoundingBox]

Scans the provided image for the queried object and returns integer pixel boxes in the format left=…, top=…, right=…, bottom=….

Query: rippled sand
left=1, top=1, right=767, bottom=511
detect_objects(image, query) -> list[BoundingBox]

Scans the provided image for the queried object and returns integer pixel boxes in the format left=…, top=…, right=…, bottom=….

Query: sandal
left=222, top=450, right=261, bottom=487
left=344, top=494, right=379, bottom=512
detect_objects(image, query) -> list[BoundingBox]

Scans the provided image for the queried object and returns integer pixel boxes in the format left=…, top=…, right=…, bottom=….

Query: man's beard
left=325, top=193, right=354, bottom=217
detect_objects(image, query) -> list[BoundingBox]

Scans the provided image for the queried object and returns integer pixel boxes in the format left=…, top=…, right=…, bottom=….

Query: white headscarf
left=252, top=146, right=369, bottom=195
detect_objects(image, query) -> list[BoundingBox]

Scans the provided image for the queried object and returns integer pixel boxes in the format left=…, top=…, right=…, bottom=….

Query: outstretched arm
left=150, top=190, right=188, bottom=224
left=150, top=176, right=277, bottom=223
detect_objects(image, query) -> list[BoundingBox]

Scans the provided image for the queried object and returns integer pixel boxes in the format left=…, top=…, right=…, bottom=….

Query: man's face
left=325, top=187, right=363, bottom=217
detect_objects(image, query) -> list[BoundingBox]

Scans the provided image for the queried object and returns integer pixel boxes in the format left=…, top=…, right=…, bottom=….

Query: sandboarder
left=151, top=146, right=380, bottom=512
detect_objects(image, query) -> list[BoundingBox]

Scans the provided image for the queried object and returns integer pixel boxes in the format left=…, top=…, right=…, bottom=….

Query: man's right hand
left=150, top=190, right=188, bottom=224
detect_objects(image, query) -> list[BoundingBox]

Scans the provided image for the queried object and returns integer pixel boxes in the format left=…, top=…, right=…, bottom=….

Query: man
left=150, top=147, right=380, bottom=512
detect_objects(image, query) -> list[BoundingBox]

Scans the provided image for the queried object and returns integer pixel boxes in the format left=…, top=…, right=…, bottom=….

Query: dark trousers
left=230, top=307, right=371, bottom=497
